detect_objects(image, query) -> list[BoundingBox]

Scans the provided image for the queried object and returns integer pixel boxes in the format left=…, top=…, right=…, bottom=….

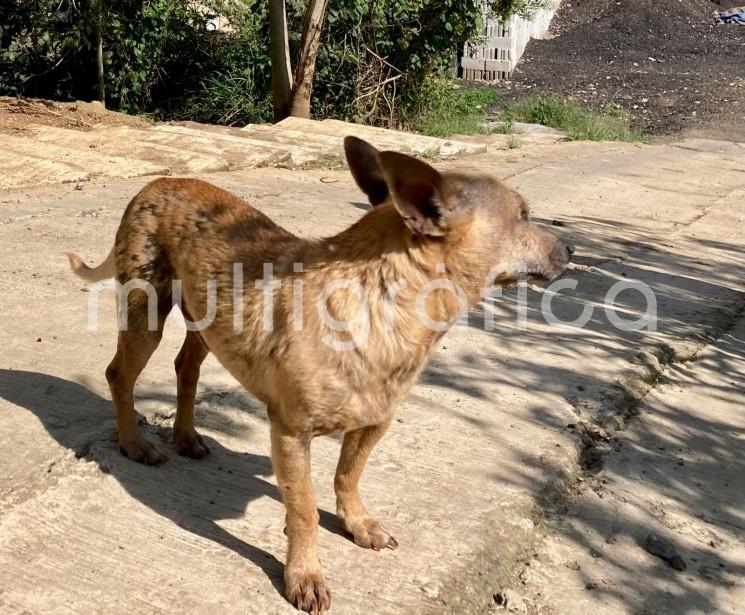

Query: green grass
left=502, top=95, right=648, bottom=142
left=492, top=119, right=514, bottom=134
left=413, top=84, right=498, bottom=138
left=410, top=85, right=647, bottom=143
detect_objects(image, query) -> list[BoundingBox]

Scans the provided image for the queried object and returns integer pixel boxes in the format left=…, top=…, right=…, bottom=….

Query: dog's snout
left=565, top=242, right=576, bottom=257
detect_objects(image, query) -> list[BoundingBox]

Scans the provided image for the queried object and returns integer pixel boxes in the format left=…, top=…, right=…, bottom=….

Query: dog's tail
left=66, top=247, right=115, bottom=283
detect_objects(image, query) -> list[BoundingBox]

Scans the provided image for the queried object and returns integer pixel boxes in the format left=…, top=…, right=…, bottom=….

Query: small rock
left=493, top=590, right=508, bottom=606
left=551, top=219, right=566, bottom=227
left=643, top=533, right=687, bottom=571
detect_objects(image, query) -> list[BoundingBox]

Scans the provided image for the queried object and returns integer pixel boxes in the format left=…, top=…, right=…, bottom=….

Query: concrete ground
left=0, top=130, right=743, bottom=614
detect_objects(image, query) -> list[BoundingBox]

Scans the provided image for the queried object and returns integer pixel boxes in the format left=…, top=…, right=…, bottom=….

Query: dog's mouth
left=491, top=261, right=568, bottom=288
left=524, top=266, right=554, bottom=283
left=525, top=272, right=551, bottom=284
left=523, top=262, right=567, bottom=285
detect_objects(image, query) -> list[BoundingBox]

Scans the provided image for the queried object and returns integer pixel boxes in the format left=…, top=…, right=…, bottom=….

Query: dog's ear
left=377, top=151, right=450, bottom=237
left=344, top=136, right=389, bottom=207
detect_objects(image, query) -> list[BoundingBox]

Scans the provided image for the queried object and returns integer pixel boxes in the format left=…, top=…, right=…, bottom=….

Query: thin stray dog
left=67, top=137, right=573, bottom=613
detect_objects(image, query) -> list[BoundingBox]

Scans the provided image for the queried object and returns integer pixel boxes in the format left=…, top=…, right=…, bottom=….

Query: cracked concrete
left=0, top=133, right=743, bottom=614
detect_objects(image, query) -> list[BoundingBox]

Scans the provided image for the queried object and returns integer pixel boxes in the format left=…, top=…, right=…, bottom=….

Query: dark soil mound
left=506, top=0, right=745, bottom=139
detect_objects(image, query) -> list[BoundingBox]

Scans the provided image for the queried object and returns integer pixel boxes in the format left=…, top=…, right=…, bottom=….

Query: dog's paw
left=344, top=517, right=398, bottom=551
left=175, top=428, right=210, bottom=459
left=119, top=437, right=167, bottom=465
left=285, top=569, right=331, bottom=614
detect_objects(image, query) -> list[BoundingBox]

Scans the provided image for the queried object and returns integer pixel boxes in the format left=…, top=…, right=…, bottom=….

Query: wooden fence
left=460, top=4, right=558, bottom=82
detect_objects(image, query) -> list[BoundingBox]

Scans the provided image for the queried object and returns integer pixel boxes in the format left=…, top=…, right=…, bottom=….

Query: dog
left=67, top=136, right=573, bottom=613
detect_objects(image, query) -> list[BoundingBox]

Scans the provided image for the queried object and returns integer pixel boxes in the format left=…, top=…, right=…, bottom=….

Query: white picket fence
left=460, top=4, right=558, bottom=81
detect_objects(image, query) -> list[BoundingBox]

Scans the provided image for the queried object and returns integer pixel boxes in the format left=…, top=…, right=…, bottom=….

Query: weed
left=502, top=95, right=647, bottom=142
left=493, top=119, right=514, bottom=134
left=507, top=134, right=522, bottom=149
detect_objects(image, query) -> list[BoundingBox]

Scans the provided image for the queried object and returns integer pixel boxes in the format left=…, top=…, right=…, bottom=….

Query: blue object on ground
left=717, top=8, right=745, bottom=24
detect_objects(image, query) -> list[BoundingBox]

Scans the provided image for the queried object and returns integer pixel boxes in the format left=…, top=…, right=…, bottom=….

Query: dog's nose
left=565, top=242, right=576, bottom=256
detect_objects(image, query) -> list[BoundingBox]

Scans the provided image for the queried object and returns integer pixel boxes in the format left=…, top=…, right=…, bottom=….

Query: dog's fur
left=67, top=137, right=572, bottom=613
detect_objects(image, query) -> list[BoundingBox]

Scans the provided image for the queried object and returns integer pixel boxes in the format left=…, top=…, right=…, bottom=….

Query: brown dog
left=67, top=137, right=572, bottom=613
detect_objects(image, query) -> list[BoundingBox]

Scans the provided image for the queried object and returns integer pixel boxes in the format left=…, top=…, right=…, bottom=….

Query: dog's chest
left=324, top=339, right=431, bottom=432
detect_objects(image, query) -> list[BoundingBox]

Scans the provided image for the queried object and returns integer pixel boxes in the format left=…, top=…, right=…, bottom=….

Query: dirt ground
left=505, top=0, right=745, bottom=141
left=0, top=97, right=150, bottom=134
left=1, top=129, right=744, bottom=613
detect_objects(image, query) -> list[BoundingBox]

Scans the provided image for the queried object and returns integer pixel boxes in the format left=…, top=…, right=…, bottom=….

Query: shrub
left=309, top=0, right=484, bottom=125
left=0, top=0, right=493, bottom=129
left=412, top=78, right=498, bottom=137
left=0, top=1, right=89, bottom=99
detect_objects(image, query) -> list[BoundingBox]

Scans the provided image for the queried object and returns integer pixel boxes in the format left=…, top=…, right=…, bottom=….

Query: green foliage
left=412, top=79, right=498, bottom=137
left=176, top=5, right=272, bottom=124
left=492, top=0, right=552, bottom=20
left=0, top=1, right=88, bottom=98
left=0, top=0, right=272, bottom=124
left=503, top=96, right=648, bottom=142
left=309, top=0, right=484, bottom=124
left=102, top=1, right=210, bottom=114
left=0, top=0, right=487, bottom=129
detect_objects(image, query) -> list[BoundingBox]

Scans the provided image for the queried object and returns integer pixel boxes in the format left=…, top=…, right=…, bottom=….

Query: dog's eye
left=519, top=207, right=529, bottom=221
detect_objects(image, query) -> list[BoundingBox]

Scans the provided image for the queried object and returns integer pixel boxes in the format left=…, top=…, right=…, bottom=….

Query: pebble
left=643, top=533, right=687, bottom=571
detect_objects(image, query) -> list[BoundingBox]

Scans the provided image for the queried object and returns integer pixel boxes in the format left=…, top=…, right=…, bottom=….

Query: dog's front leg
left=334, top=420, right=398, bottom=551
left=271, top=422, right=331, bottom=614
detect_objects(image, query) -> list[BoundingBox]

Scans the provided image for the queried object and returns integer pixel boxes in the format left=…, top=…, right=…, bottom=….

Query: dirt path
left=1, top=135, right=744, bottom=613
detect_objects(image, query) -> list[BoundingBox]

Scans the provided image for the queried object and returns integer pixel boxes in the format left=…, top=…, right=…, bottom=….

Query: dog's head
left=344, top=136, right=573, bottom=290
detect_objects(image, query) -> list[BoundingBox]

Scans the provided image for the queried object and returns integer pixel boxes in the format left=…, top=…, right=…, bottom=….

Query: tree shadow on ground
left=0, top=370, right=347, bottom=602
left=510, top=325, right=745, bottom=614
left=419, top=215, right=745, bottom=613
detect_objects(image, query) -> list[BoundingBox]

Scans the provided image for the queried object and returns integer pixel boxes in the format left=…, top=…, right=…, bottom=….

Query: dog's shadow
left=0, top=369, right=346, bottom=600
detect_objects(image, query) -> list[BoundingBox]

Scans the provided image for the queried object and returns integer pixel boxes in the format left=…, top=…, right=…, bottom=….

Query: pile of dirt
left=505, top=0, right=745, bottom=139
left=0, top=97, right=150, bottom=134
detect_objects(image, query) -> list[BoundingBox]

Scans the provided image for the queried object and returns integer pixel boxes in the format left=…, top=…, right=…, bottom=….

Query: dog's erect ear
left=344, top=136, right=389, bottom=207
left=377, top=151, right=448, bottom=236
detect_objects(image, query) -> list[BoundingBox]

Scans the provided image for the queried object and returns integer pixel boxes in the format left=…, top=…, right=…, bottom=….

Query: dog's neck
left=317, top=202, right=484, bottom=302
left=298, top=204, right=483, bottom=348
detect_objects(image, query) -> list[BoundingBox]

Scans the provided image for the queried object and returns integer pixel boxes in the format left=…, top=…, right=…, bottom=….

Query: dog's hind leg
left=334, top=420, right=398, bottom=550
left=173, top=329, right=210, bottom=458
left=106, top=289, right=169, bottom=465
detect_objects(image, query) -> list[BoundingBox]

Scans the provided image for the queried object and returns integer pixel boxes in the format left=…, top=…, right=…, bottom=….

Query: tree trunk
left=92, top=0, right=105, bottom=105
left=288, top=0, right=329, bottom=119
left=268, top=0, right=293, bottom=121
